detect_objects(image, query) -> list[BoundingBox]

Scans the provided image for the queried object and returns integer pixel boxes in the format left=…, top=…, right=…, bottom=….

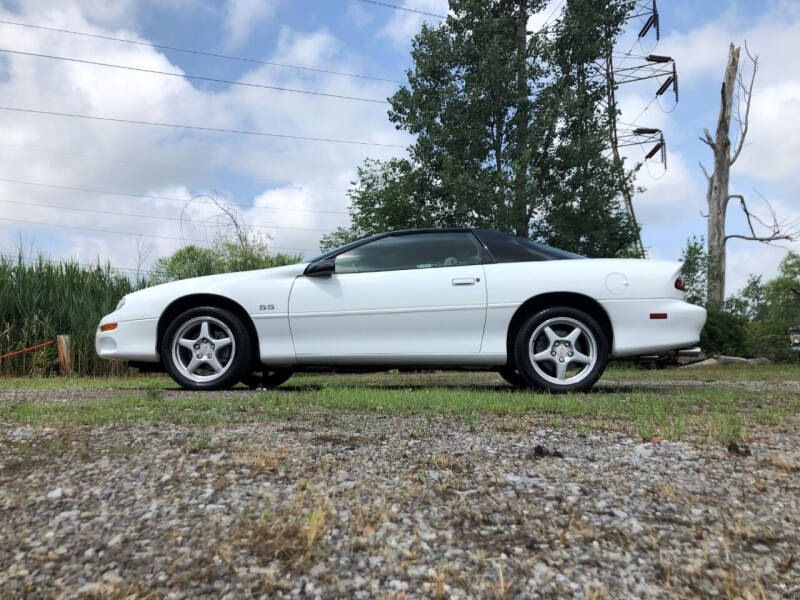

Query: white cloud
left=657, top=3, right=800, bottom=184
left=222, top=0, right=282, bottom=50
left=633, top=151, right=703, bottom=227
left=0, top=2, right=409, bottom=268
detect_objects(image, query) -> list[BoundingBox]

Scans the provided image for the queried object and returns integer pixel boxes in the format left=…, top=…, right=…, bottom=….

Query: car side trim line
left=290, top=304, right=486, bottom=318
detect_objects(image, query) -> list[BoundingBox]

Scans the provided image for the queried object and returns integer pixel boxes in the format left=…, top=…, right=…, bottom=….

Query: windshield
left=306, top=233, right=383, bottom=263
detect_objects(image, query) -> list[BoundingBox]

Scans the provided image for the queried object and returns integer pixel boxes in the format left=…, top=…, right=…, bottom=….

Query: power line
left=0, top=105, right=406, bottom=148
left=0, top=216, right=319, bottom=254
left=0, top=252, right=156, bottom=274
left=0, top=18, right=403, bottom=84
left=0, top=176, right=349, bottom=216
left=0, top=48, right=389, bottom=105
left=0, top=141, right=349, bottom=193
left=537, top=0, right=565, bottom=34
left=0, top=198, right=335, bottom=234
left=351, top=0, right=446, bottom=19
left=0, top=215, right=209, bottom=244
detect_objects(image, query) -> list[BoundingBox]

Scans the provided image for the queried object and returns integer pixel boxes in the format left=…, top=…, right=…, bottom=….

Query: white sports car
left=96, top=228, right=706, bottom=392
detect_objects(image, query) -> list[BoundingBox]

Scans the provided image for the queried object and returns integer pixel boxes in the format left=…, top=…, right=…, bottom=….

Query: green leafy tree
left=325, top=0, right=638, bottom=257
left=538, top=0, right=639, bottom=256
left=680, top=235, right=800, bottom=359
left=151, top=232, right=301, bottom=284
left=679, top=235, right=709, bottom=306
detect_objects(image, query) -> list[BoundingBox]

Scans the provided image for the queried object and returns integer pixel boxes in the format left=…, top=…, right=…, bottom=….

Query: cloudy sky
left=0, top=0, right=797, bottom=294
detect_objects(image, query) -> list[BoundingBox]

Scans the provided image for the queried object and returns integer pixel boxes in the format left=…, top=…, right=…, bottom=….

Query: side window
left=335, top=232, right=484, bottom=274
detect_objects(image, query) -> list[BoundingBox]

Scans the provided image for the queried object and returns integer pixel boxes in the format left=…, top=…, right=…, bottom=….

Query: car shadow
left=158, top=382, right=666, bottom=395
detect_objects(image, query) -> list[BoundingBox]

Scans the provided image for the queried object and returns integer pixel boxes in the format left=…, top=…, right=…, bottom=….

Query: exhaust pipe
left=634, top=346, right=702, bottom=361
left=675, top=346, right=701, bottom=357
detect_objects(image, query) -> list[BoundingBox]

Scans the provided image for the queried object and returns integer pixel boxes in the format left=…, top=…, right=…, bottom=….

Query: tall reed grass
left=0, top=254, right=146, bottom=376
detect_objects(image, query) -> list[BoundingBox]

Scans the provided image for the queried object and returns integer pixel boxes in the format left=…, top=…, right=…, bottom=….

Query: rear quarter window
left=475, top=230, right=582, bottom=262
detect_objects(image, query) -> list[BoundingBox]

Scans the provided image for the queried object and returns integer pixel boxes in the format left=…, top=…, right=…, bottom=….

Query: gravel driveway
left=1, top=387, right=799, bottom=599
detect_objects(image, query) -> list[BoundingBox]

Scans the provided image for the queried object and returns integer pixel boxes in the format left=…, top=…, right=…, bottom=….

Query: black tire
left=161, top=306, right=253, bottom=391
left=513, top=307, right=608, bottom=393
left=241, top=369, right=293, bottom=389
left=497, top=365, right=528, bottom=388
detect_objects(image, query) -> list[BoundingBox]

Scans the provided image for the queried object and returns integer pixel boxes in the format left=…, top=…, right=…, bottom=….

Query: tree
left=700, top=43, right=797, bottom=305
left=538, top=0, right=639, bottom=256
left=325, top=0, right=639, bottom=257
left=151, top=237, right=300, bottom=284
left=679, top=235, right=709, bottom=306
left=152, top=197, right=302, bottom=282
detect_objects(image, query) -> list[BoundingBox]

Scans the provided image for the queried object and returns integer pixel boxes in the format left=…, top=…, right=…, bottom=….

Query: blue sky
left=0, top=0, right=797, bottom=295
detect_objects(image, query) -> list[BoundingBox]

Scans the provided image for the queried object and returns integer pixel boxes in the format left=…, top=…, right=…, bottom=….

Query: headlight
left=116, top=297, right=126, bottom=310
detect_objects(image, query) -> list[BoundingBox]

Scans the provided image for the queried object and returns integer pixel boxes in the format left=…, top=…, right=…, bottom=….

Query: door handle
left=452, top=277, right=476, bottom=286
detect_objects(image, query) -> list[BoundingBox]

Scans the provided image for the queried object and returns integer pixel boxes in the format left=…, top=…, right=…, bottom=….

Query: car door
left=289, top=231, right=488, bottom=360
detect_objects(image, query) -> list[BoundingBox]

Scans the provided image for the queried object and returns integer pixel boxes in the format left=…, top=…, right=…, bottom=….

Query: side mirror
left=304, top=258, right=335, bottom=277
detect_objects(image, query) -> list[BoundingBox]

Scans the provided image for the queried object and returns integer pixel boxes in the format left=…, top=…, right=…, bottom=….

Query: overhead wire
left=0, top=176, right=349, bottom=216
left=0, top=197, right=336, bottom=234
left=0, top=252, right=157, bottom=274
left=0, top=105, right=406, bottom=148
left=0, top=216, right=319, bottom=254
left=0, top=18, right=403, bottom=84
left=0, top=48, right=390, bottom=105
left=351, top=0, right=446, bottom=19
left=0, top=141, right=349, bottom=193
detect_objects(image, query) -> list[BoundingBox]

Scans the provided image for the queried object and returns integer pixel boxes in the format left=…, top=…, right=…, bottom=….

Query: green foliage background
left=681, top=236, right=800, bottom=361
left=0, top=255, right=141, bottom=376
left=0, top=236, right=302, bottom=377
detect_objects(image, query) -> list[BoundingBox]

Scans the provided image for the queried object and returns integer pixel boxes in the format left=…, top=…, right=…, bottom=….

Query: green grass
left=603, top=362, right=799, bottom=382
left=0, top=361, right=796, bottom=391
left=1, top=373, right=797, bottom=444
left=1, top=365, right=797, bottom=445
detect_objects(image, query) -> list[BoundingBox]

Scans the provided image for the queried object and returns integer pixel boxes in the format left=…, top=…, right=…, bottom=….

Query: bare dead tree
left=699, top=42, right=796, bottom=306
left=178, top=193, right=274, bottom=266
left=134, top=237, right=154, bottom=282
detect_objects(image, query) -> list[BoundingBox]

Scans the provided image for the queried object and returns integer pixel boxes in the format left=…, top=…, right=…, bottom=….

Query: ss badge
left=259, top=304, right=275, bottom=311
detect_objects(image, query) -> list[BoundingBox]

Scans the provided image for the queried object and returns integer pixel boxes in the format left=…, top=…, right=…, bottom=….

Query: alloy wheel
left=171, top=316, right=236, bottom=383
left=528, top=316, right=598, bottom=386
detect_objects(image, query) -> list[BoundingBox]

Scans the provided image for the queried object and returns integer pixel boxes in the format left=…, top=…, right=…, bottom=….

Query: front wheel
left=161, top=306, right=253, bottom=390
left=514, top=307, right=608, bottom=393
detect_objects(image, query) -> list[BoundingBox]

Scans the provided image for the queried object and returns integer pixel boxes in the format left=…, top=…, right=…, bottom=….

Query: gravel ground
left=1, top=388, right=799, bottom=599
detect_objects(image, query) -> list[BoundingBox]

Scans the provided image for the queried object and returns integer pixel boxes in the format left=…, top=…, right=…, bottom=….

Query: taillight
left=675, top=277, right=685, bottom=291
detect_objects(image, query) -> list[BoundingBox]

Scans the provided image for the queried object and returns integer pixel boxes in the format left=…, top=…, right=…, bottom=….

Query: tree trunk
left=513, top=0, right=530, bottom=237
left=706, top=44, right=740, bottom=306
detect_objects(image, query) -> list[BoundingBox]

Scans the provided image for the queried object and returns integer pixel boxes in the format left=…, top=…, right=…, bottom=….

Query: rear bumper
left=95, top=317, right=160, bottom=362
left=600, top=299, right=707, bottom=358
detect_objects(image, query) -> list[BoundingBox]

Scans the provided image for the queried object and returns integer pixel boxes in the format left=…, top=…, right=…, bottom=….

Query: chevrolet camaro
left=96, top=228, right=706, bottom=392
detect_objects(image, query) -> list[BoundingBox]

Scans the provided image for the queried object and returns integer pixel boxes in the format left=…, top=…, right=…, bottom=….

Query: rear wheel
left=514, top=307, right=608, bottom=393
left=242, top=369, right=293, bottom=389
left=497, top=365, right=527, bottom=388
left=162, top=306, right=252, bottom=390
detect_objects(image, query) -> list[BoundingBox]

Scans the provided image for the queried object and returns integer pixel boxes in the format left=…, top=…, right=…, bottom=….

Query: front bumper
left=95, top=317, right=160, bottom=362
